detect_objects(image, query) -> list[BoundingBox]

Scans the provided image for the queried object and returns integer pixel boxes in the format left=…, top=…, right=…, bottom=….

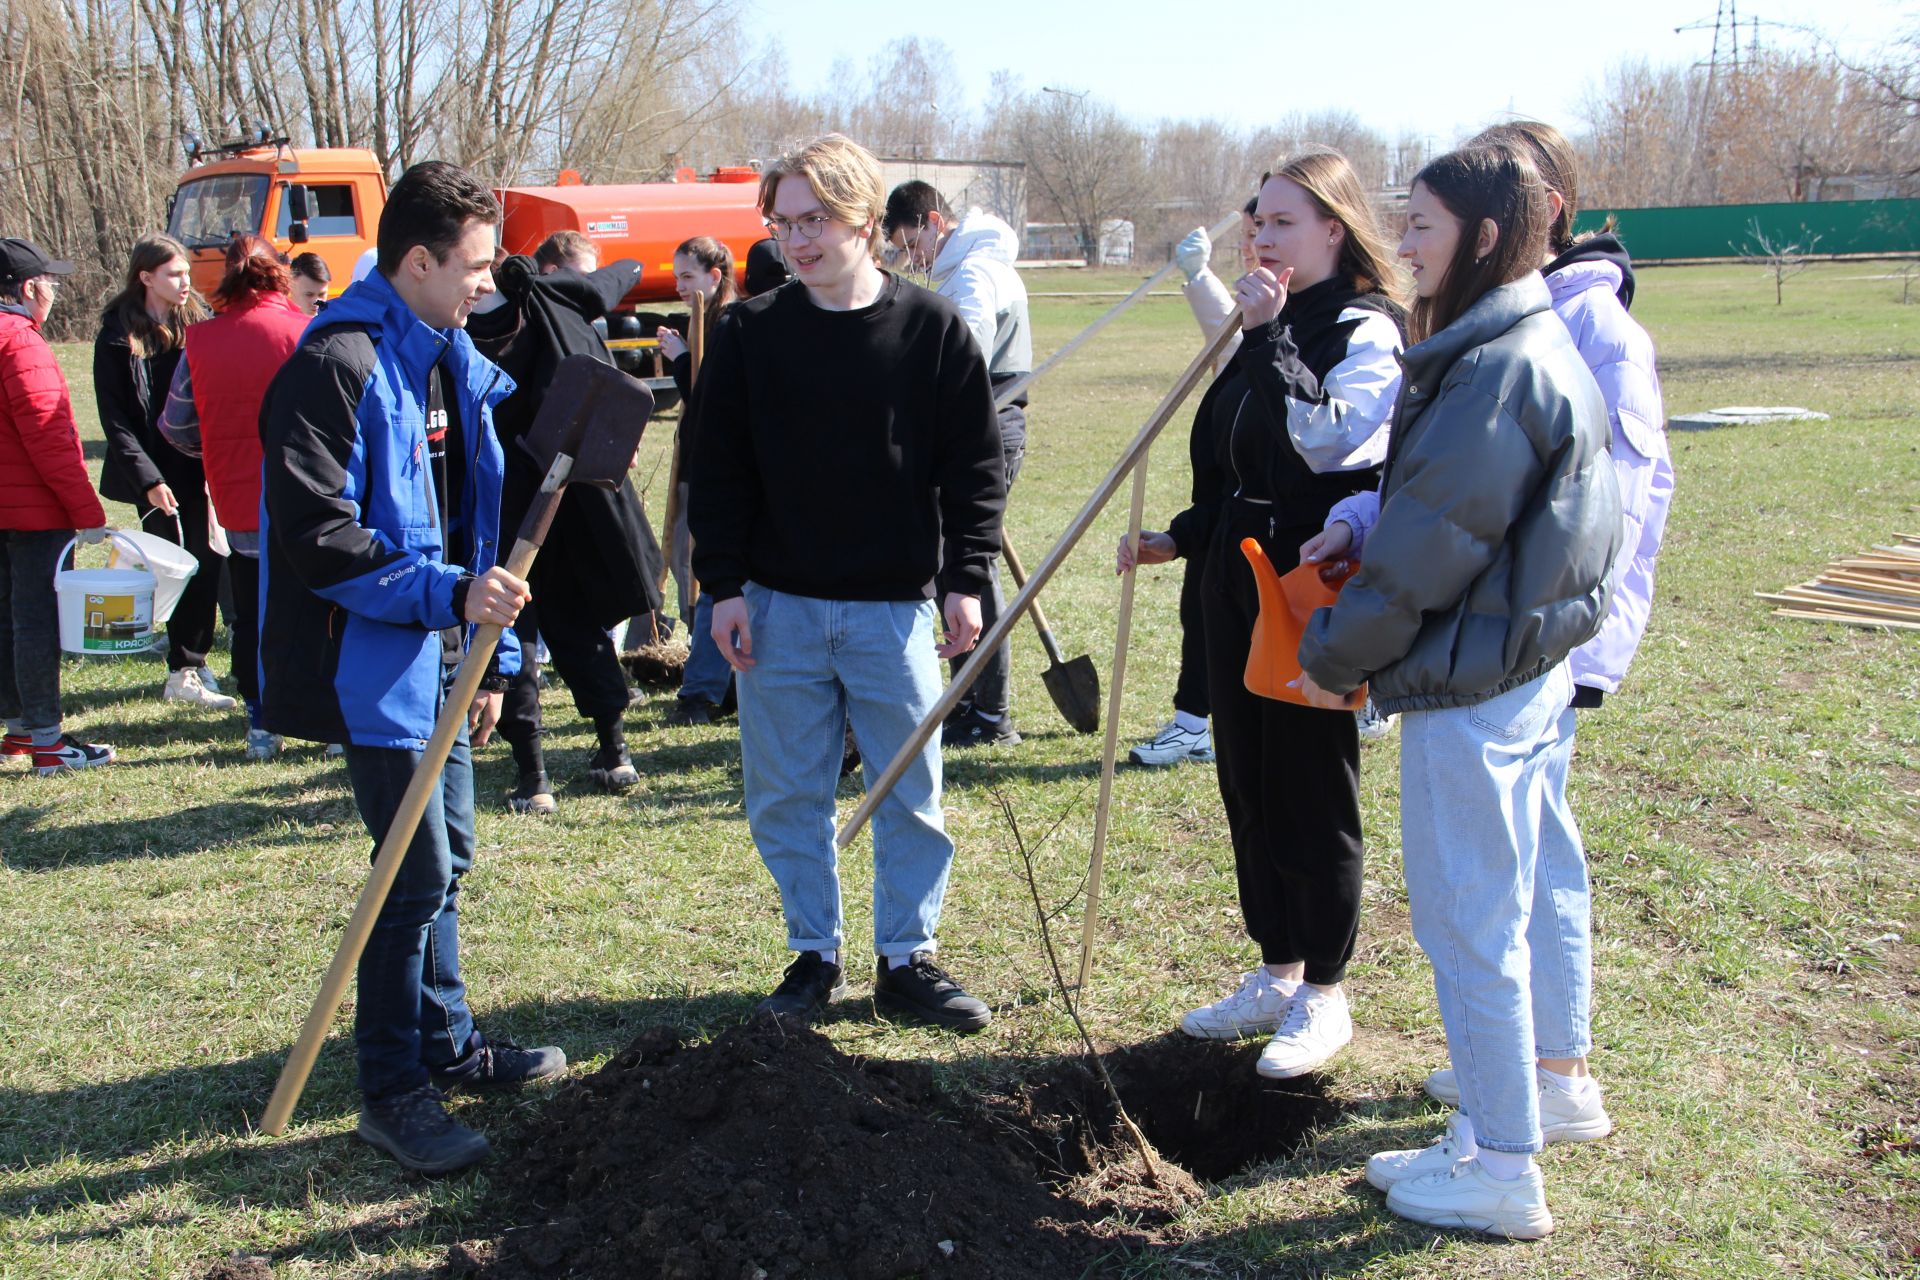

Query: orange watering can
left=1239, top=537, right=1364, bottom=709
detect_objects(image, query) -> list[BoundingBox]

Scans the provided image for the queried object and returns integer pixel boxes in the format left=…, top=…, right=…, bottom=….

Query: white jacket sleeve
left=1243, top=308, right=1403, bottom=475
left=946, top=259, right=1000, bottom=360
left=1183, top=271, right=1242, bottom=361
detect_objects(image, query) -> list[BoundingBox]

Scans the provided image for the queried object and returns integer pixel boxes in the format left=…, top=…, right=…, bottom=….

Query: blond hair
left=1263, top=148, right=1405, bottom=304
left=758, top=134, right=885, bottom=254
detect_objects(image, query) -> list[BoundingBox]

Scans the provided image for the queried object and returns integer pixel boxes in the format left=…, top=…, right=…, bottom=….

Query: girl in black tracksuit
left=1127, top=151, right=1405, bottom=1077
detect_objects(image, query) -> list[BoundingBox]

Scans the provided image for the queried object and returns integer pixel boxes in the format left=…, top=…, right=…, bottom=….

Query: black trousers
left=1173, top=548, right=1210, bottom=719
left=1201, top=498, right=1364, bottom=986
left=229, top=551, right=262, bottom=718
left=496, top=598, right=630, bottom=770
left=142, top=492, right=223, bottom=672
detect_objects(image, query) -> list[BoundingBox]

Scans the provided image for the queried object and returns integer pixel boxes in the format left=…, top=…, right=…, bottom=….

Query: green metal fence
left=1572, top=198, right=1920, bottom=263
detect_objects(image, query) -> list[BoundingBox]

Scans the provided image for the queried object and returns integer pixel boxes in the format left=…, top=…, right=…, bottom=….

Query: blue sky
left=744, top=0, right=1913, bottom=143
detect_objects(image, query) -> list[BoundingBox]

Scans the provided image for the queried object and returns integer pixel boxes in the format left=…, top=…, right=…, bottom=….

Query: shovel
left=1000, top=532, right=1099, bottom=734
left=260, top=355, right=653, bottom=1137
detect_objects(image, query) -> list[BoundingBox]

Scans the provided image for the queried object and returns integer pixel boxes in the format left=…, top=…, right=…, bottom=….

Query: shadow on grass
left=0, top=991, right=765, bottom=1192
left=2, top=782, right=361, bottom=870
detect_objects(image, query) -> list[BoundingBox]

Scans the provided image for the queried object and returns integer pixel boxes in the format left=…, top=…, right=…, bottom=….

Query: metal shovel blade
left=519, top=355, right=655, bottom=487
left=1042, top=653, right=1101, bottom=734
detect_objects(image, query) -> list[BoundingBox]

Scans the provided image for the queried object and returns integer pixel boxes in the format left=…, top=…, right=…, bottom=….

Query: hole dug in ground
left=445, top=1020, right=1345, bottom=1280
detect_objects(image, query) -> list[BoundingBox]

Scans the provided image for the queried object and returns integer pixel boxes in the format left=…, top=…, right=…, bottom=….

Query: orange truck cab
left=168, top=141, right=766, bottom=399
left=167, top=139, right=386, bottom=302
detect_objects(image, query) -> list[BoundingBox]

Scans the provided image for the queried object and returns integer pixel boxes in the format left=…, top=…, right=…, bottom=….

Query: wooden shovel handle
left=1000, top=533, right=1069, bottom=667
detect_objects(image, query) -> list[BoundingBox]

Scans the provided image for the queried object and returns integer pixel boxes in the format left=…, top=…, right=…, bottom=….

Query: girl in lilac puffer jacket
left=1480, top=123, right=1673, bottom=704
left=1387, top=120, right=1671, bottom=1134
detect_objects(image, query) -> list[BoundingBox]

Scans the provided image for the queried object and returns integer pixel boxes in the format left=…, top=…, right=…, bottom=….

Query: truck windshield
left=168, top=175, right=270, bottom=249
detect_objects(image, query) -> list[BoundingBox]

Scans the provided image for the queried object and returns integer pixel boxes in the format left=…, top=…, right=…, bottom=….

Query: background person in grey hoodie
left=885, top=181, right=1031, bottom=747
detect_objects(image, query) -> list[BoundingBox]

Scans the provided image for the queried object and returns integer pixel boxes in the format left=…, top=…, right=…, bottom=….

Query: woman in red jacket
left=0, top=237, right=115, bottom=774
left=160, top=235, right=310, bottom=759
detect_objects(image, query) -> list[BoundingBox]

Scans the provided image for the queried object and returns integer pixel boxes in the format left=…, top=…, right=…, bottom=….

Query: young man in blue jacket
left=259, top=161, right=563, bottom=1174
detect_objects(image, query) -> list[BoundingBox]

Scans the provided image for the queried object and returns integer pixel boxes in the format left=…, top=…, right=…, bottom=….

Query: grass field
left=1, top=259, right=1916, bottom=1278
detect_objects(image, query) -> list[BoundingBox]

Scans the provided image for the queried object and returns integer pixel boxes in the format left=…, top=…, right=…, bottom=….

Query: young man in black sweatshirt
left=690, top=134, right=1006, bottom=1029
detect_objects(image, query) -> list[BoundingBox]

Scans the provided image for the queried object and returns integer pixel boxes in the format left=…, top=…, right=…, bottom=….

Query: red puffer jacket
left=184, top=292, right=308, bottom=532
left=0, top=308, right=106, bottom=532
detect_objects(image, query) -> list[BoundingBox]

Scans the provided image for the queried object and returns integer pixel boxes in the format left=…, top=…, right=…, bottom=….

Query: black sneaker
left=666, top=698, right=714, bottom=727
left=873, top=951, right=992, bottom=1032
left=356, top=1084, right=491, bottom=1174
left=430, top=1036, right=567, bottom=1092
left=755, top=951, right=847, bottom=1019
left=587, top=745, right=639, bottom=792
left=943, top=705, right=1021, bottom=750
left=505, top=770, right=556, bottom=815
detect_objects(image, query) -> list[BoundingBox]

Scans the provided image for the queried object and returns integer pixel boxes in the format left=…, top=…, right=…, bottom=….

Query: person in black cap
left=0, top=238, right=116, bottom=774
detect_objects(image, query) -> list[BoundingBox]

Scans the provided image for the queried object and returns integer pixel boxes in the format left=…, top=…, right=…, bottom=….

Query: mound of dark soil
left=450, top=1021, right=1342, bottom=1280
left=453, top=1020, right=1129, bottom=1279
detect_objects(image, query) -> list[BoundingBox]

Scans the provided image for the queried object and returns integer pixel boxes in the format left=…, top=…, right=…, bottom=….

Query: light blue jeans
left=1398, top=663, right=1588, bottom=1155
left=679, top=593, right=733, bottom=707
left=736, top=583, right=953, bottom=958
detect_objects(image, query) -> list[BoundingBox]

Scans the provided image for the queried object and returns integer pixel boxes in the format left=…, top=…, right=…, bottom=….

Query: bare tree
left=1011, top=86, right=1151, bottom=266
left=1736, top=219, right=1823, bottom=304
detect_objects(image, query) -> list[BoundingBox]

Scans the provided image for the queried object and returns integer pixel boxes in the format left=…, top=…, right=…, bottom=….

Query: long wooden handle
left=260, top=464, right=570, bottom=1136
left=658, top=303, right=704, bottom=602
left=993, top=210, right=1242, bottom=414
left=1000, top=533, right=1067, bottom=667
left=1077, top=450, right=1151, bottom=987
left=835, top=309, right=1242, bottom=851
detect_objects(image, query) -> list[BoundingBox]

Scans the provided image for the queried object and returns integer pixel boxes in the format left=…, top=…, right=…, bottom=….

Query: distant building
left=875, top=156, right=1027, bottom=239
left=1021, top=219, right=1135, bottom=266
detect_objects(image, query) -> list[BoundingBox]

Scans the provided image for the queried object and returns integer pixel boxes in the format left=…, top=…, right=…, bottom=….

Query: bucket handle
left=56, top=529, right=156, bottom=576
left=138, top=506, right=188, bottom=547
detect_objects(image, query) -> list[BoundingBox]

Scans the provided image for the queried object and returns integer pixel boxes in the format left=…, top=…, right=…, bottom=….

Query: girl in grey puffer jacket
left=1295, top=146, right=1621, bottom=1241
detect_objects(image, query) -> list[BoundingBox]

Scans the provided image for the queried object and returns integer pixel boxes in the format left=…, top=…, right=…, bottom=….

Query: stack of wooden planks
left=1761, top=535, right=1920, bottom=631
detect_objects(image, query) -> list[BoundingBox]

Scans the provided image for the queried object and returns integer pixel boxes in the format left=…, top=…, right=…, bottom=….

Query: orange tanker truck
left=166, top=132, right=768, bottom=392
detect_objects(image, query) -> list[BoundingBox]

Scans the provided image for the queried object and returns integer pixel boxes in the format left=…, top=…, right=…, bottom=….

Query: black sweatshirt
left=689, top=271, right=1005, bottom=603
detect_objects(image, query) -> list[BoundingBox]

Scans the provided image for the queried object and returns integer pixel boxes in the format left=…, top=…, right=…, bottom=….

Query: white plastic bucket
left=55, top=532, right=160, bottom=656
left=111, top=513, right=199, bottom=625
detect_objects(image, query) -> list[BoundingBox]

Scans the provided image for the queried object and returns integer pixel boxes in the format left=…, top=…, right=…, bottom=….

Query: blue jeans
left=736, top=584, right=952, bottom=958
left=343, top=721, right=481, bottom=1099
left=1398, top=664, right=1585, bottom=1155
left=679, top=592, right=733, bottom=707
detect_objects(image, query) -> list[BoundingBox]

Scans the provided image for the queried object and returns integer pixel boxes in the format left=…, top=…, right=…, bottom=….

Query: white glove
left=77, top=526, right=108, bottom=545
left=1174, top=227, right=1212, bottom=282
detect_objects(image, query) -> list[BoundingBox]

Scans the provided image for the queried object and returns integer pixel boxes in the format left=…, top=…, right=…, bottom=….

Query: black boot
left=588, top=714, right=638, bottom=792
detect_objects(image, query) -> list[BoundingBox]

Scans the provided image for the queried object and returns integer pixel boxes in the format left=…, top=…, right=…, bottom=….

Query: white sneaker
left=164, top=668, right=237, bottom=710
left=1423, top=1067, right=1614, bottom=1144
left=195, top=665, right=223, bottom=695
left=1128, top=720, right=1214, bottom=767
left=1356, top=698, right=1396, bottom=741
left=1255, top=986, right=1352, bottom=1078
left=1384, top=1158, right=1555, bottom=1240
left=1180, top=969, right=1300, bottom=1041
left=244, top=728, right=284, bottom=761
left=1366, top=1112, right=1476, bottom=1190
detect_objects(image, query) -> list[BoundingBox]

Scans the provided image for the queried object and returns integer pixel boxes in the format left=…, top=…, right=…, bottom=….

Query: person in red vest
left=0, top=236, right=116, bottom=774
left=160, top=234, right=311, bottom=759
